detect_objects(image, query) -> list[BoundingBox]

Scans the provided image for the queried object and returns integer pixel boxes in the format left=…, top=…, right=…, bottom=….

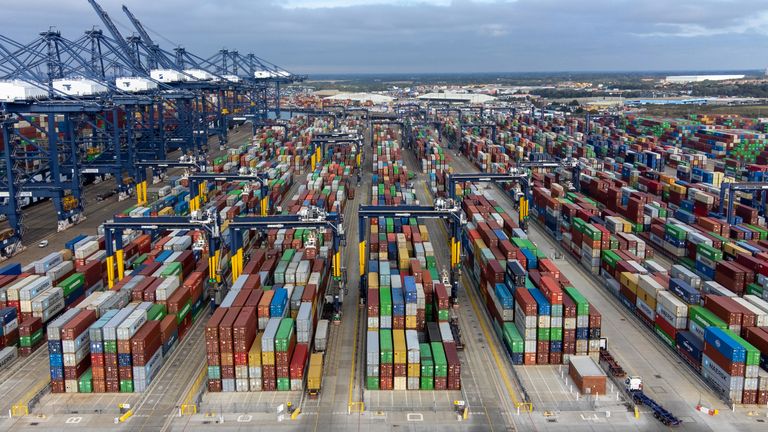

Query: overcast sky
left=3, top=0, right=768, bottom=74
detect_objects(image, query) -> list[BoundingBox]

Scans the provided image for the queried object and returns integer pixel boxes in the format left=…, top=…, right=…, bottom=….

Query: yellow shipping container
left=619, top=272, right=638, bottom=294
left=419, top=225, right=430, bottom=242
left=724, top=242, right=749, bottom=257
left=407, top=363, right=420, bottom=377
left=262, top=350, right=275, bottom=366
left=248, top=334, right=262, bottom=367
left=307, top=353, right=323, bottom=392
left=405, top=316, right=417, bottom=329
left=393, top=330, right=407, bottom=365
left=369, top=273, right=379, bottom=290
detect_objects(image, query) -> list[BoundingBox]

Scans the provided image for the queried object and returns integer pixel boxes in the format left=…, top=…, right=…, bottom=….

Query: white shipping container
left=75, top=241, right=99, bottom=260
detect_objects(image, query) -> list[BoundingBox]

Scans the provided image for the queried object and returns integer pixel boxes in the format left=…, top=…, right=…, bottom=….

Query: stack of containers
left=460, top=189, right=600, bottom=365
left=59, top=310, right=97, bottom=393
left=262, top=317, right=279, bottom=391
left=365, top=124, right=460, bottom=391
left=0, top=307, right=18, bottom=349
left=702, top=326, right=760, bottom=403
left=275, top=318, right=297, bottom=391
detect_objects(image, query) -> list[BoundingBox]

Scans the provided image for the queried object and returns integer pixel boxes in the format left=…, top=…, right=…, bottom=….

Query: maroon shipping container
left=167, top=284, right=191, bottom=315
left=742, top=327, right=768, bottom=353
left=227, top=287, right=250, bottom=307
left=208, top=379, right=222, bottom=392
left=131, top=321, right=162, bottom=366
left=160, top=315, right=178, bottom=344
left=232, top=307, right=257, bottom=353
left=60, top=310, right=97, bottom=340
left=18, top=317, right=42, bottom=337
left=130, top=276, right=156, bottom=302
left=703, top=343, right=745, bottom=377
left=588, top=305, right=602, bottom=328
left=245, top=289, right=263, bottom=310
left=51, top=380, right=65, bottom=393
left=218, top=307, right=241, bottom=353
left=703, top=295, right=742, bottom=327
left=444, top=343, right=461, bottom=390
left=205, top=308, right=227, bottom=353
left=515, top=288, right=537, bottom=316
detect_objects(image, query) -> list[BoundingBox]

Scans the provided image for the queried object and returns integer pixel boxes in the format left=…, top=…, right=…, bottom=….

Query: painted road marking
left=407, top=413, right=423, bottom=422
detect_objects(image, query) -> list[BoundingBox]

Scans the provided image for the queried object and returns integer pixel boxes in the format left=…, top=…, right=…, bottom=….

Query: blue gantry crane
left=102, top=205, right=345, bottom=309
left=0, top=0, right=302, bottom=258
left=357, top=201, right=466, bottom=303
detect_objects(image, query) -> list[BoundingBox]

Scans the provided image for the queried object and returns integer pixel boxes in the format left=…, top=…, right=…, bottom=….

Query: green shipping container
left=601, top=250, right=621, bottom=268
left=564, top=287, right=589, bottom=315
left=275, top=318, right=295, bottom=352
left=277, top=378, right=291, bottom=391
left=431, top=342, right=447, bottom=377
left=147, top=304, right=166, bottom=321
left=176, top=301, right=192, bottom=324
left=688, top=306, right=727, bottom=330
left=104, top=340, right=117, bottom=354
left=696, top=243, right=723, bottom=261
left=654, top=325, right=675, bottom=347
left=366, top=376, right=379, bottom=390
left=160, top=262, right=182, bottom=278
left=665, top=224, right=687, bottom=241
left=537, top=327, right=551, bottom=341
left=722, top=329, right=761, bottom=366
left=19, top=328, right=44, bottom=347
left=747, top=283, right=764, bottom=297
left=281, top=249, right=296, bottom=262
left=133, top=253, right=148, bottom=269
left=549, top=326, right=563, bottom=342
left=78, top=368, right=93, bottom=393
left=59, top=273, right=85, bottom=297
left=502, top=323, right=524, bottom=353
left=380, top=289, right=392, bottom=315
left=120, top=380, right=134, bottom=393
left=437, top=309, right=449, bottom=322
left=380, top=329, right=394, bottom=364
left=420, top=376, right=434, bottom=390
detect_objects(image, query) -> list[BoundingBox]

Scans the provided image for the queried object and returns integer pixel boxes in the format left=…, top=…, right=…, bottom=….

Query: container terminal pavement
left=1, top=109, right=768, bottom=432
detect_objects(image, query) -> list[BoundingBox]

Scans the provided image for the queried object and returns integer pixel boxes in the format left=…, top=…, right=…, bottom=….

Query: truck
left=624, top=376, right=682, bottom=427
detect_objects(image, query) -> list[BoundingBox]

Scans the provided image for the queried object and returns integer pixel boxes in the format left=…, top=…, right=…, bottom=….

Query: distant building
left=664, top=75, right=745, bottom=84
left=417, top=92, right=496, bottom=104
left=323, top=92, right=394, bottom=104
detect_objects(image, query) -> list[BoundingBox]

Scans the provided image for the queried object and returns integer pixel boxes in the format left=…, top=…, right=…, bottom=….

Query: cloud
left=0, top=0, right=766, bottom=73
left=280, top=0, right=451, bottom=8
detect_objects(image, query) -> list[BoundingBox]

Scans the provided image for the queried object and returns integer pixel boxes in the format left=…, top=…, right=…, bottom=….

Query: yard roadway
left=403, top=145, right=528, bottom=430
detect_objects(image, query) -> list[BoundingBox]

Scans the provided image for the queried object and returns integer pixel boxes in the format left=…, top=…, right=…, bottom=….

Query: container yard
left=3, top=3, right=768, bottom=431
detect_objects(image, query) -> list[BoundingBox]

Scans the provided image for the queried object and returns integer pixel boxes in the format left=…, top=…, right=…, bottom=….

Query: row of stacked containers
left=3, top=119, right=333, bottom=392
left=46, top=236, right=209, bottom=393
left=365, top=124, right=460, bottom=391
left=204, top=127, right=360, bottom=393
left=462, top=109, right=768, bottom=405
left=458, top=190, right=603, bottom=365
left=412, top=124, right=449, bottom=195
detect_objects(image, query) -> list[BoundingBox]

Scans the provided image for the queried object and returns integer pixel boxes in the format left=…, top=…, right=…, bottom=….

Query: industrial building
left=664, top=74, right=746, bottom=84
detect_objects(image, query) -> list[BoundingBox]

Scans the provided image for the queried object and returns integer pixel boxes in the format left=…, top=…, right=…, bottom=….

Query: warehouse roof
left=417, top=92, right=496, bottom=104
left=324, top=92, right=394, bottom=103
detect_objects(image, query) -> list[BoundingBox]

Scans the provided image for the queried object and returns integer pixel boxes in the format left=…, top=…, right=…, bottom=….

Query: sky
left=2, top=0, right=768, bottom=74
